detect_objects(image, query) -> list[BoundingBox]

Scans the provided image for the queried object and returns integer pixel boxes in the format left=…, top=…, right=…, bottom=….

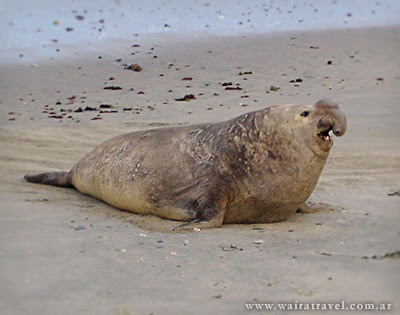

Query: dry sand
left=1, top=26, right=399, bottom=314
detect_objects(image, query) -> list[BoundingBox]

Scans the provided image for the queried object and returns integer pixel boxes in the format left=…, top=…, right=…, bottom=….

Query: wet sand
left=1, top=26, right=399, bottom=314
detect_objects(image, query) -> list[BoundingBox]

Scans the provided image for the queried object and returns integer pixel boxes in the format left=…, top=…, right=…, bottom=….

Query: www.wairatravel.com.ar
left=245, top=301, right=393, bottom=311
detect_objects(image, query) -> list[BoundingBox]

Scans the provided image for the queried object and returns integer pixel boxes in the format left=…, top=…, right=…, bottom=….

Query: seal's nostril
left=333, top=130, right=341, bottom=136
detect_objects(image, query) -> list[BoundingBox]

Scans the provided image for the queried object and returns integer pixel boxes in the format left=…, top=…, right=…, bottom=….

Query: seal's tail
left=24, top=171, right=73, bottom=188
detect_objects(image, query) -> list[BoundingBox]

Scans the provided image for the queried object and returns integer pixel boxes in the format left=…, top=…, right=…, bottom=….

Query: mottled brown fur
left=25, top=99, right=347, bottom=230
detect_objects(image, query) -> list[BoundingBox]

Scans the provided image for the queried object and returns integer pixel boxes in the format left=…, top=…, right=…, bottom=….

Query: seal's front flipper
left=173, top=194, right=227, bottom=231
left=172, top=182, right=232, bottom=231
left=24, top=171, right=73, bottom=188
left=172, top=211, right=225, bottom=232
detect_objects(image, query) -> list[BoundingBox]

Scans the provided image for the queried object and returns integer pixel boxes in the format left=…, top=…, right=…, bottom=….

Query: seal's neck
left=227, top=111, right=263, bottom=144
left=229, top=109, right=328, bottom=176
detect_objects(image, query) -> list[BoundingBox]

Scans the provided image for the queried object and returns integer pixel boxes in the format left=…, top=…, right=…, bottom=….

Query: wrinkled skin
left=25, top=99, right=346, bottom=230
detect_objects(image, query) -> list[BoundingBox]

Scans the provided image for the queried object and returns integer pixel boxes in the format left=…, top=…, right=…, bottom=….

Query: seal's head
left=265, top=98, right=347, bottom=159
left=296, top=98, right=347, bottom=158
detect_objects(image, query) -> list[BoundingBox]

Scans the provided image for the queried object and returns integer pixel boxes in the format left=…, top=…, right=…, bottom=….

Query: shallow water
left=1, top=0, right=399, bottom=63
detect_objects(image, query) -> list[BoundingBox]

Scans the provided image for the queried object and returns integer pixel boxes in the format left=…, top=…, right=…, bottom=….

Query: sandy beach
left=1, top=25, right=399, bottom=314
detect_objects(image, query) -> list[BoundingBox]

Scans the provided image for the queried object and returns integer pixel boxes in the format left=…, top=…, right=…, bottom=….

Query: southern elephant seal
left=25, top=99, right=347, bottom=230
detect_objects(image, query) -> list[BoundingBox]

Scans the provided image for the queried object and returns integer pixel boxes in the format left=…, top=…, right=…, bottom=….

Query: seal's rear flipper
left=24, top=171, right=73, bottom=188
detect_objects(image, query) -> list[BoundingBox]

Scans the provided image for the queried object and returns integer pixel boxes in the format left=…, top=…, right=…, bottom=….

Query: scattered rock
left=387, top=190, right=400, bottom=197
left=381, top=251, right=400, bottom=258
left=219, top=245, right=243, bottom=252
left=84, top=106, right=97, bottom=111
left=125, top=64, right=142, bottom=71
left=362, top=251, right=400, bottom=259
left=225, top=86, right=242, bottom=90
left=104, top=86, right=122, bottom=90
left=175, top=94, right=196, bottom=101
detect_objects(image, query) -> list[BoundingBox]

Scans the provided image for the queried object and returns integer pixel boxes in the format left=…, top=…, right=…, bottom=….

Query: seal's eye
left=300, top=111, right=310, bottom=117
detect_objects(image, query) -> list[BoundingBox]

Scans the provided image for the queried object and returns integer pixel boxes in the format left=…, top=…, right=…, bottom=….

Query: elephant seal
left=25, top=98, right=346, bottom=230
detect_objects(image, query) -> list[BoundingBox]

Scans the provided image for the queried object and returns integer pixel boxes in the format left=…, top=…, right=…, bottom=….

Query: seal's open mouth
left=312, top=123, right=337, bottom=156
left=317, top=127, right=332, bottom=142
